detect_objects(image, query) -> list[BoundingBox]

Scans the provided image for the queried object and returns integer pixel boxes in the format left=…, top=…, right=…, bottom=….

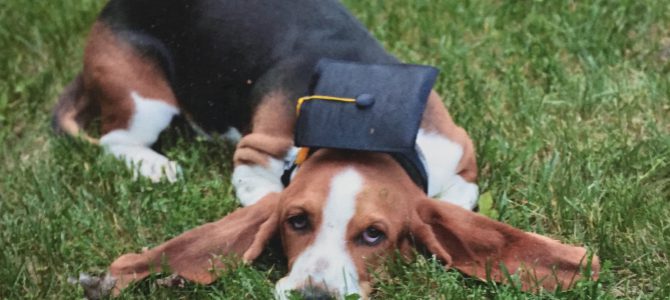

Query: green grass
left=1, top=0, right=669, bottom=298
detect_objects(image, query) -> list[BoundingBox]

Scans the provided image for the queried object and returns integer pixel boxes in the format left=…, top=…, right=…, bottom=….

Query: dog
left=53, top=0, right=600, bottom=299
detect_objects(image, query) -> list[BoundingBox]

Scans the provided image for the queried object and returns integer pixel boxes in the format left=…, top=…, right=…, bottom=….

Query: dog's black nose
left=299, top=286, right=336, bottom=300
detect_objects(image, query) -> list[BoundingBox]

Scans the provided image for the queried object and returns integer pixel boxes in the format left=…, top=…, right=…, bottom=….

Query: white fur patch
left=283, top=147, right=301, bottom=182
left=100, top=91, right=180, bottom=183
left=416, top=130, right=479, bottom=210
left=104, top=145, right=181, bottom=182
left=232, top=157, right=285, bottom=207
left=275, top=168, right=363, bottom=299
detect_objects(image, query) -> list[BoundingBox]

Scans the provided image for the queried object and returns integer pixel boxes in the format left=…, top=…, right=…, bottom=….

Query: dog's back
left=51, top=0, right=401, bottom=183
left=91, top=0, right=397, bottom=131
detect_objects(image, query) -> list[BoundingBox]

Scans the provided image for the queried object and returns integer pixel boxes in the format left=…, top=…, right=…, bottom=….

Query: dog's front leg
left=232, top=91, right=296, bottom=206
left=419, top=91, right=479, bottom=210
left=81, top=23, right=182, bottom=183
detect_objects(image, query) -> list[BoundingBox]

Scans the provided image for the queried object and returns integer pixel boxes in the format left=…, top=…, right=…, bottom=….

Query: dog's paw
left=156, top=274, right=186, bottom=288
left=132, top=154, right=182, bottom=183
left=68, top=273, right=116, bottom=300
left=232, top=161, right=284, bottom=207
left=105, top=145, right=183, bottom=183
left=438, top=176, right=479, bottom=210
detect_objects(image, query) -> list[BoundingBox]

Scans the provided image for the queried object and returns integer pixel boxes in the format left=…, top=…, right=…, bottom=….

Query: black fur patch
left=97, top=0, right=398, bottom=133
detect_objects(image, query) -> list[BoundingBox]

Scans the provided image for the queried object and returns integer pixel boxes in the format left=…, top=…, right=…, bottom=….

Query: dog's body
left=54, top=0, right=598, bottom=298
left=55, top=0, right=478, bottom=208
left=94, top=0, right=397, bottom=133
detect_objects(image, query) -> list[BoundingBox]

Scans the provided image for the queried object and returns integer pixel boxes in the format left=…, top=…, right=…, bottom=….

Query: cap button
left=355, top=94, right=375, bottom=108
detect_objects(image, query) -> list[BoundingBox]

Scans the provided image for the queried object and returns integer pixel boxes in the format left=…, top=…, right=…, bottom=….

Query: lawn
left=1, top=0, right=669, bottom=299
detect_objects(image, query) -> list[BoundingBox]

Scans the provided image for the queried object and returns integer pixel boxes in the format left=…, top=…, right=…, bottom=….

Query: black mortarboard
left=290, top=59, right=438, bottom=192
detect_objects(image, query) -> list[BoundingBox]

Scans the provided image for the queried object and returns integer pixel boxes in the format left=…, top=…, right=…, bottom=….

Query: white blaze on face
left=275, top=168, right=363, bottom=299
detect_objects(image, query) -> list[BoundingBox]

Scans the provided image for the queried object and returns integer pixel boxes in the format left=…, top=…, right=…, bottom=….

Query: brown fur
left=233, top=92, right=296, bottom=167
left=83, top=22, right=178, bottom=135
left=52, top=73, right=99, bottom=144
left=251, top=91, right=296, bottom=137
left=109, top=193, right=280, bottom=295
left=53, top=22, right=179, bottom=143
left=412, top=198, right=598, bottom=290
left=421, top=91, right=477, bottom=182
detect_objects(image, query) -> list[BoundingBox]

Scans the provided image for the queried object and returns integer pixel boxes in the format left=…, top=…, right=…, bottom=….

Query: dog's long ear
left=109, top=193, right=280, bottom=292
left=410, top=198, right=599, bottom=291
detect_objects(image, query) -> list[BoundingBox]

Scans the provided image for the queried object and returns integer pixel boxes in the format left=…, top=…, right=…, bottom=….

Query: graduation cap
left=288, top=59, right=439, bottom=192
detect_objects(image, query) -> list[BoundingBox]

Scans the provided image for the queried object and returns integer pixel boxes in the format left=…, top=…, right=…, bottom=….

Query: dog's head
left=109, top=149, right=599, bottom=299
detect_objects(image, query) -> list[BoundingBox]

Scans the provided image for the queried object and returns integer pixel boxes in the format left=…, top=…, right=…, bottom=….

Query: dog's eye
left=361, top=227, right=385, bottom=246
left=287, top=214, right=310, bottom=231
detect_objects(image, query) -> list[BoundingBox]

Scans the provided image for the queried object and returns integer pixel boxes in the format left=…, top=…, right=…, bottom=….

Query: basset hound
left=54, top=0, right=599, bottom=299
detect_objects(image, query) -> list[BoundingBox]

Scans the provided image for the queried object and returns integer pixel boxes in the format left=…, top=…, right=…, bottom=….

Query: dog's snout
left=299, top=286, right=336, bottom=300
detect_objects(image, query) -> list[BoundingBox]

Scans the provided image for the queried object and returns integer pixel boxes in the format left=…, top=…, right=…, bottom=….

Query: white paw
left=232, top=159, right=284, bottom=206
left=105, top=145, right=182, bottom=183
left=437, top=175, right=479, bottom=210
left=68, top=272, right=116, bottom=300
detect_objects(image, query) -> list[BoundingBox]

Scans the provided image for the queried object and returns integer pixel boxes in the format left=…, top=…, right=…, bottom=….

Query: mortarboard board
left=288, top=59, right=439, bottom=192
